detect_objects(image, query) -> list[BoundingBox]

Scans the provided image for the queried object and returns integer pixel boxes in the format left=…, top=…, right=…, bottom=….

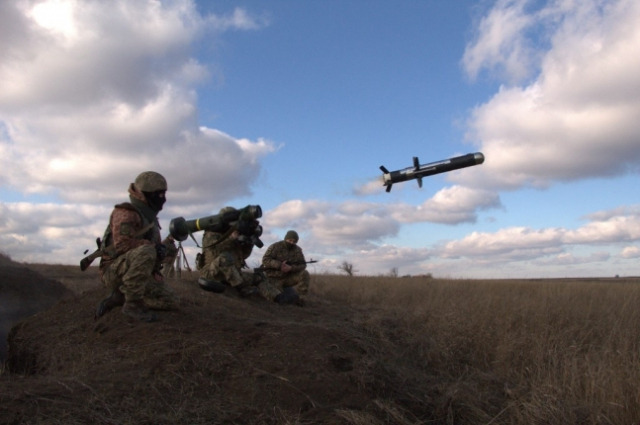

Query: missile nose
left=473, top=152, right=485, bottom=164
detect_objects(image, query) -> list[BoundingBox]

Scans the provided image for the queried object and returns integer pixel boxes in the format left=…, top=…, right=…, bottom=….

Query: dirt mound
left=1, top=269, right=408, bottom=424
left=0, top=254, right=72, bottom=362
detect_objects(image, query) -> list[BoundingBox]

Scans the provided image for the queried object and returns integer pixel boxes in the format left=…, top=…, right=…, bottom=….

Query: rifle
left=80, top=222, right=155, bottom=271
left=289, top=260, right=318, bottom=266
left=254, top=259, right=318, bottom=273
left=80, top=238, right=102, bottom=271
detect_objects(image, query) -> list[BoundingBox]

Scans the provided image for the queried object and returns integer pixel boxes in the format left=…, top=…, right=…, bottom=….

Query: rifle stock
left=80, top=250, right=101, bottom=271
left=80, top=237, right=102, bottom=271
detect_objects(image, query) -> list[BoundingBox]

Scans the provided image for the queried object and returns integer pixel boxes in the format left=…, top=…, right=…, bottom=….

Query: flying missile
left=380, top=152, right=485, bottom=192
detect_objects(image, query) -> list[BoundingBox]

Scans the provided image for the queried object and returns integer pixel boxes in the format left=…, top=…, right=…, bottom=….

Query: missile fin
left=413, top=157, right=419, bottom=170
left=380, top=165, right=390, bottom=174
left=417, top=177, right=423, bottom=188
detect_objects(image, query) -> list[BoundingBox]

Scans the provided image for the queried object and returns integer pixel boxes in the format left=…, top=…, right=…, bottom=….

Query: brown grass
left=2, top=258, right=640, bottom=424
left=313, top=274, right=640, bottom=424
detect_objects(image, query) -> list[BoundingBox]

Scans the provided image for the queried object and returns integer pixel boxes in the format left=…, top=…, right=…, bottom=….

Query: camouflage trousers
left=200, top=252, right=253, bottom=288
left=201, top=252, right=281, bottom=300
left=260, top=270, right=310, bottom=301
left=101, top=244, right=177, bottom=310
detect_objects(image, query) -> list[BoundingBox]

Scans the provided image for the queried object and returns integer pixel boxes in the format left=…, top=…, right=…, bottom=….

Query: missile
left=380, top=152, right=485, bottom=192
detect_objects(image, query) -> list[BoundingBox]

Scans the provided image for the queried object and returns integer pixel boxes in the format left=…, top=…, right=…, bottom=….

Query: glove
left=156, top=243, right=167, bottom=261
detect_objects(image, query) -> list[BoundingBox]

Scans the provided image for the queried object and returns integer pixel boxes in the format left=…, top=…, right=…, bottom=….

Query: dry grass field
left=314, top=275, right=640, bottom=424
left=1, top=254, right=639, bottom=424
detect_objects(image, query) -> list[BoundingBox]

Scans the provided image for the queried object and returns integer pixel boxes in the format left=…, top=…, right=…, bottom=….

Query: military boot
left=95, top=289, right=125, bottom=320
left=197, top=277, right=226, bottom=293
left=237, top=283, right=258, bottom=297
left=122, top=300, right=157, bottom=322
left=274, top=287, right=300, bottom=305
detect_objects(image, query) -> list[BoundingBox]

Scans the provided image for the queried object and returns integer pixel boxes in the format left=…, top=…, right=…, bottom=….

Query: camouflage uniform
left=260, top=234, right=310, bottom=301
left=161, top=236, right=179, bottom=278
left=199, top=229, right=256, bottom=290
left=99, top=175, right=177, bottom=313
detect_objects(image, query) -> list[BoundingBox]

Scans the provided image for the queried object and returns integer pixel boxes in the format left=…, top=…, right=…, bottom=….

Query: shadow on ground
left=0, top=255, right=421, bottom=424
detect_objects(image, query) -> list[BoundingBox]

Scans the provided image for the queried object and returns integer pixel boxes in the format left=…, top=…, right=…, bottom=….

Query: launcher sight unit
left=169, top=204, right=264, bottom=248
left=380, top=152, right=485, bottom=192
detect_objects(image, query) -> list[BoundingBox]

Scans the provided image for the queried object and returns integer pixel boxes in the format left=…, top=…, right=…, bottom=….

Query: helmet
left=134, top=171, right=167, bottom=192
left=284, top=230, right=299, bottom=242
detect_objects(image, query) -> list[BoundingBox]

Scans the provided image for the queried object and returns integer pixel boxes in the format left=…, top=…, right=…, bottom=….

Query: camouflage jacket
left=201, top=230, right=253, bottom=269
left=99, top=184, right=161, bottom=272
left=261, top=240, right=306, bottom=278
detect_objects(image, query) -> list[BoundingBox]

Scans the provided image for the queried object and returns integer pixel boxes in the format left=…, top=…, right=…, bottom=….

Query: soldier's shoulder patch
left=119, top=222, right=133, bottom=235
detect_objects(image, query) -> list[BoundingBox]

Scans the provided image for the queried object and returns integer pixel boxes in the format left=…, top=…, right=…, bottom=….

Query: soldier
left=197, top=207, right=261, bottom=297
left=260, top=230, right=310, bottom=305
left=161, top=235, right=179, bottom=278
left=95, top=171, right=177, bottom=322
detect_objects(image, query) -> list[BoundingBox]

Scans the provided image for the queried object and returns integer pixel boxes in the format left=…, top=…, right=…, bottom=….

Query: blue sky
left=1, top=0, right=639, bottom=278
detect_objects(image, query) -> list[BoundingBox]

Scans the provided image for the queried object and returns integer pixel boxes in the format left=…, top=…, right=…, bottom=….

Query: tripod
left=175, top=241, right=192, bottom=278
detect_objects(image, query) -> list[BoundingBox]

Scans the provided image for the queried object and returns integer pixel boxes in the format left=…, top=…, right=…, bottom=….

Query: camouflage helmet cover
left=284, top=230, right=299, bottom=242
left=134, top=171, right=167, bottom=192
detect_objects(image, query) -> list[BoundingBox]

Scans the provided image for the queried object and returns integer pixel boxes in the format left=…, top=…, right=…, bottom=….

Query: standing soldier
left=260, top=230, right=310, bottom=305
left=95, top=171, right=177, bottom=322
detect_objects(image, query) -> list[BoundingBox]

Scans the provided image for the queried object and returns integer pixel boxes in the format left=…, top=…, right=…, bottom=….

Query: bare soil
left=0, top=255, right=414, bottom=424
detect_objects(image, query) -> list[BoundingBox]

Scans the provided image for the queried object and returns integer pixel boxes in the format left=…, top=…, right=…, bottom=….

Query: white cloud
left=440, top=226, right=564, bottom=260
left=534, top=251, right=610, bottom=267
left=438, top=206, right=640, bottom=264
left=0, top=0, right=273, bottom=210
left=0, top=0, right=277, bottom=265
left=0, top=202, right=108, bottom=263
left=459, top=0, right=640, bottom=190
left=463, top=0, right=539, bottom=83
left=263, top=191, right=497, bottom=252
left=206, top=7, right=270, bottom=31
left=391, top=186, right=502, bottom=224
left=621, top=246, right=640, bottom=259
left=265, top=200, right=333, bottom=228
left=1, top=0, right=638, bottom=281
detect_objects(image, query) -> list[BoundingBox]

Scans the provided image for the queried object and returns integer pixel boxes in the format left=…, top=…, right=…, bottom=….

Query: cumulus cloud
left=0, top=0, right=273, bottom=209
left=0, top=0, right=278, bottom=265
left=621, top=246, right=640, bottom=259
left=533, top=251, right=610, bottom=267
left=263, top=190, right=496, bottom=252
left=459, top=0, right=640, bottom=190
left=391, top=186, right=502, bottom=224
left=1, top=0, right=638, bottom=280
left=298, top=203, right=640, bottom=277
left=438, top=206, right=640, bottom=263
left=0, top=202, right=109, bottom=262
left=463, top=0, right=540, bottom=83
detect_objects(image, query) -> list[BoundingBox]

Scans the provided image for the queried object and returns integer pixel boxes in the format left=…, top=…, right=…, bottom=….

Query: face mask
left=286, top=240, right=297, bottom=249
left=144, top=190, right=166, bottom=212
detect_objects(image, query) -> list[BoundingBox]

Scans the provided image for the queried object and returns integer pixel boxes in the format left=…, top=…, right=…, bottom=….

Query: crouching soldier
left=260, top=230, right=310, bottom=305
left=197, top=206, right=262, bottom=297
left=95, top=171, right=178, bottom=322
